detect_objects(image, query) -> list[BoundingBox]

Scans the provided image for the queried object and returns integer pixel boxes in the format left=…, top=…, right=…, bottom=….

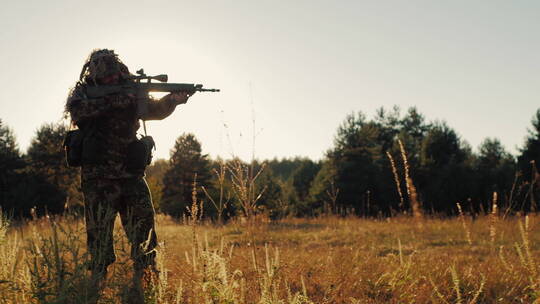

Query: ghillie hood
left=65, top=49, right=131, bottom=119
left=79, top=49, right=130, bottom=84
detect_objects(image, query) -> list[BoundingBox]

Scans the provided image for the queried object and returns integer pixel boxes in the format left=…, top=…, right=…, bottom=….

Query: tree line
left=1, top=106, right=539, bottom=219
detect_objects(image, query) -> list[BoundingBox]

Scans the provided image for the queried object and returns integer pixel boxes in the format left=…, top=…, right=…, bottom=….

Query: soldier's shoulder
left=66, top=83, right=89, bottom=116
left=68, top=82, right=87, bottom=101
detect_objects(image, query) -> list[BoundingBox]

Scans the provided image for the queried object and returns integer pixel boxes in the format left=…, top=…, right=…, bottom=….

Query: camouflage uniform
left=66, top=50, right=169, bottom=273
left=81, top=177, right=156, bottom=271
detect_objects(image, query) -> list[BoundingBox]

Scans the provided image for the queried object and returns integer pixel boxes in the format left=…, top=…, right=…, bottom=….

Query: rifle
left=85, top=69, right=220, bottom=118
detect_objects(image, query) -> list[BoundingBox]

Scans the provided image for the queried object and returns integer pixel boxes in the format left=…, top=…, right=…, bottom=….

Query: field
left=1, top=213, right=540, bottom=303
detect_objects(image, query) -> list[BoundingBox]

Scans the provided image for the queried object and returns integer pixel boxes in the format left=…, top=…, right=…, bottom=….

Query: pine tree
left=26, top=123, right=82, bottom=214
left=0, top=119, right=25, bottom=214
left=255, top=168, right=285, bottom=219
left=291, top=160, right=321, bottom=204
left=161, top=133, right=212, bottom=218
left=145, top=159, right=170, bottom=211
left=418, top=122, right=475, bottom=214
left=517, top=109, right=540, bottom=212
left=475, top=138, right=515, bottom=212
left=307, top=160, right=336, bottom=215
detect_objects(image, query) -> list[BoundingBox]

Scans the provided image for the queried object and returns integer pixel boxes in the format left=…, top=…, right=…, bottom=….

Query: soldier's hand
left=166, top=92, right=191, bottom=105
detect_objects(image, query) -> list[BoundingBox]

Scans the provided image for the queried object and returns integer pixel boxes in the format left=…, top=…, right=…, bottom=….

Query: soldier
left=65, top=49, right=190, bottom=302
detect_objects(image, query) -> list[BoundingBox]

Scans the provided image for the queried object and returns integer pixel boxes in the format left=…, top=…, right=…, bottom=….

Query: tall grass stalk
left=386, top=152, right=405, bottom=212
left=530, top=160, right=538, bottom=212
left=450, top=265, right=462, bottom=304
left=456, top=203, right=472, bottom=245
left=202, top=160, right=230, bottom=225
left=490, top=192, right=498, bottom=245
left=518, top=215, right=539, bottom=292
left=398, top=139, right=422, bottom=219
left=325, top=181, right=339, bottom=215
left=229, top=159, right=266, bottom=220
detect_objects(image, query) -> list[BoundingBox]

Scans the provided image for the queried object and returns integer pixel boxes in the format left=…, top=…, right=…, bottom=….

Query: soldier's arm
left=68, top=94, right=135, bottom=122
left=142, top=92, right=190, bottom=121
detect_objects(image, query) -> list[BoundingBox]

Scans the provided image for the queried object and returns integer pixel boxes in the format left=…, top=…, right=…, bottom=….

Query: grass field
left=1, top=213, right=540, bottom=303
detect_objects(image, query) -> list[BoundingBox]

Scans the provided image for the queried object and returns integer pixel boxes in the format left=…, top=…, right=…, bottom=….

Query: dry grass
left=2, top=212, right=540, bottom=303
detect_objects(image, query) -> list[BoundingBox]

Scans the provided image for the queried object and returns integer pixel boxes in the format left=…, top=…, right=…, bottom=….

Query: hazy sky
left=1, top=1, right=539, bottom=161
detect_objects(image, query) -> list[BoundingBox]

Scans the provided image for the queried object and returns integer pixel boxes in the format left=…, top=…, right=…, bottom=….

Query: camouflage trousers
left=82, top=177, right=157, bottom=272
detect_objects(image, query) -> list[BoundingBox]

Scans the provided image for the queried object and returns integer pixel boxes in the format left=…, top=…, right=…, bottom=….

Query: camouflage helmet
left=79, top=49, right=130, bottom=83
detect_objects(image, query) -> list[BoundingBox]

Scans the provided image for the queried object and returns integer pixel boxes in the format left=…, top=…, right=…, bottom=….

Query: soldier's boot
left=86, top=267, right=107, bottom=304
left=125, top=266, right=161, bottom=304
left=121, top=268, right=147, bottom=304
left=122, top=285, right=145, bottom=304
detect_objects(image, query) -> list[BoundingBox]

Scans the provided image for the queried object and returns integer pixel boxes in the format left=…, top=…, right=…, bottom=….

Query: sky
left=0, top=0, right=539, bottom=161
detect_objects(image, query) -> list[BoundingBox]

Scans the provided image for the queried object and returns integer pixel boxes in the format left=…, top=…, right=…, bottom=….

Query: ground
left=1, top=214, right=539, bottom=303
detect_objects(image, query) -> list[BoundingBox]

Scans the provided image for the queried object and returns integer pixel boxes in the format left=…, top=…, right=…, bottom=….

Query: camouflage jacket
left=67, top=83, right=173, bottom=180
